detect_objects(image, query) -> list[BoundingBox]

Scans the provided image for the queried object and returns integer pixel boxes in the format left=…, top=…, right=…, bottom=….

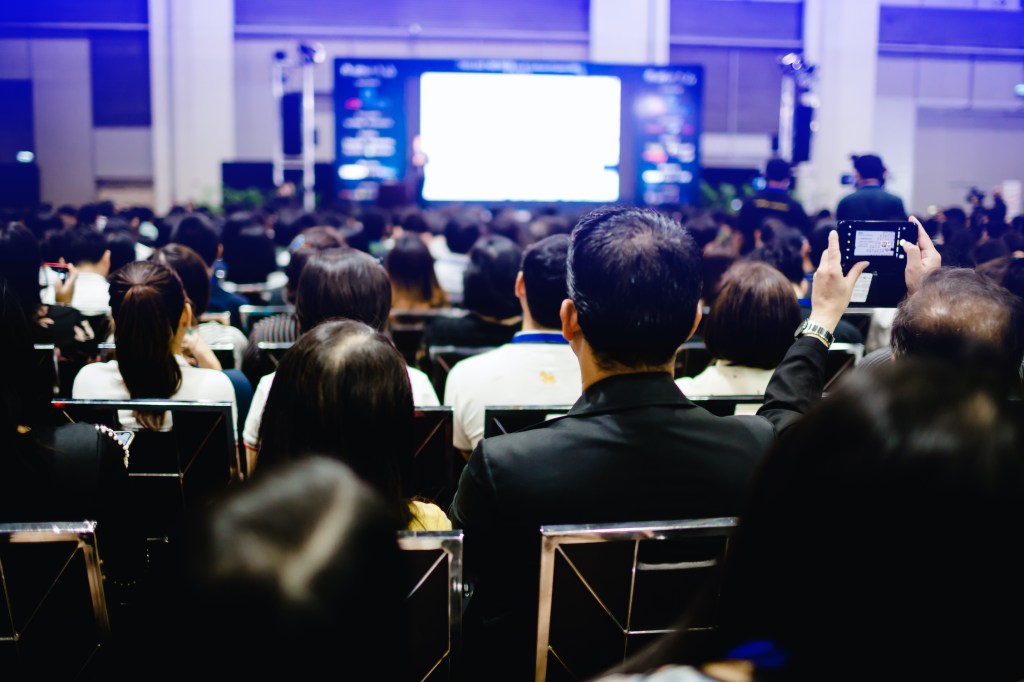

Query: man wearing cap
left=736, top=157, right=812, bottom=253
left=836, top=153, right=908, bottom=221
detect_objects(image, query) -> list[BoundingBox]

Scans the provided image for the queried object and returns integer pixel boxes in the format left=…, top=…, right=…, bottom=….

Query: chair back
left=389, top=308, right=467, bottom=368
left=96, top=342, right=236, bottom=370
left=483, top=396, right=766, bottom=440
left=536, top=517, right=737, bottom=682
left=425, top=345, right=497, bottom=399
left=238, top=304, right=292, bottom=335
left=255, top=340, right=294, bottom=372
left=824, top=342, right=865, bottom=391
left=0, top=521, right=110, bottom=679
left=51, top=399, right=241, bottom=540
left=398, top=530, right=464, bottom=682
left=405, top=407, right=463, bottom=511
left=483, top=405, right=573, bottom=439
left=674, top=340, right=712, bottom=379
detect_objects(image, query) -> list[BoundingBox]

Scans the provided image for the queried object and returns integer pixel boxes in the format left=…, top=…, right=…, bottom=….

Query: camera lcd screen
left=838, top=220, right=916, bottom=273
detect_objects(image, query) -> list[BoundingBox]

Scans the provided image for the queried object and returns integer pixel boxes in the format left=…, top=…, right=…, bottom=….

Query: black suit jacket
left=450, top=337, right=828, bottom=678
left=835, top=186, right=907, bottom=222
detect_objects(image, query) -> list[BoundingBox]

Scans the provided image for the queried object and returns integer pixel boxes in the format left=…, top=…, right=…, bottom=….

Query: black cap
left=852, top=154, right=886, bottom=180
left=765, top=158, right=791, bottom=182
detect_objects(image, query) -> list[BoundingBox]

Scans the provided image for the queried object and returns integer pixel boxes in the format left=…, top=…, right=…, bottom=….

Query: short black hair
left=568, top=206, right=702, bottom=368
left=444, top=218, right=481, bottom=255
left=462, top=235, right=522, bottom=320
left=521, top=234, right=570, bottom=330
left=170, top=214, right=221, bottom=266
left=765, top=158, right=791, bottom=182
left=67, top=228, right=108, bottom=266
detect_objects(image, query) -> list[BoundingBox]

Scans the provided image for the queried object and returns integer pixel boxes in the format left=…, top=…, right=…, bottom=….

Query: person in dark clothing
left=835, top=154, right=907, bottom=222
left=736, top=158, right=812, bottom=253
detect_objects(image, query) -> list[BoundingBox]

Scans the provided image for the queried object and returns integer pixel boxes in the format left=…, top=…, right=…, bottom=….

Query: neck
left=859, top=179, right=882, bottom=188
left=76, top=263, right=106, bottom=276
left=573, top=337, right=674, bottom=392
left=766, top=180, right=789, bottom=190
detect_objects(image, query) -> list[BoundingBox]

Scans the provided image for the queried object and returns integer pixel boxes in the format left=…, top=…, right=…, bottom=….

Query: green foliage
left=222, top=186, right=270, bottom=211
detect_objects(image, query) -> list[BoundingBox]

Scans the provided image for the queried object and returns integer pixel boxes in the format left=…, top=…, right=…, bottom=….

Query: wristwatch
left=795, top=319, right=834, bottom=348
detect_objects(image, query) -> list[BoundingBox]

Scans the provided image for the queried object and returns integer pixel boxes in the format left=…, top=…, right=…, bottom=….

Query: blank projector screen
left=418, top=72, right=621, bottom=203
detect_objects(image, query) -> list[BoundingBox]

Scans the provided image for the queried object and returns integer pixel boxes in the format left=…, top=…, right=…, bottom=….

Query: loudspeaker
left=281, top=92, right=303, bottom=156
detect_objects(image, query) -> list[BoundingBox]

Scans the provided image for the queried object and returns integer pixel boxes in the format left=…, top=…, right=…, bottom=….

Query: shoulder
left=72, top=361, right=121, bottom=394
left=406, top=366, right=440, bottom=406
left=595, top=666, right=724, bottom=682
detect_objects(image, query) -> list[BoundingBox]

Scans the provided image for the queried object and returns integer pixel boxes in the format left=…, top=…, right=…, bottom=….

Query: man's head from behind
left=67, top=228, right=111, bottom=275
left=519, top=233, right=569, bottom=330
left=852, top=154, right=886, bottom=184
left=892, top=267, right=1024, bottom=380
left=765, top=158, right=791, bottom=185
left=170, top=214, right=221, bottom=268
left=566, top=206, right=702, bottom=369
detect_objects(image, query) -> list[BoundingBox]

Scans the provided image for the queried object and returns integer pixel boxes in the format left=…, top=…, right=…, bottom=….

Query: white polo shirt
left=676, top=360, right=773, bottom=397
left=71, top=355, right=238, bottom=430
left=242, top=365, right=439, bottom=449
left=443, top=331, right=582, bottom=453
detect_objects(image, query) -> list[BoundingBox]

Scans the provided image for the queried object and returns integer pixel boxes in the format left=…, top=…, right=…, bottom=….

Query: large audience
left=2, top=157, right=1024, bottom=679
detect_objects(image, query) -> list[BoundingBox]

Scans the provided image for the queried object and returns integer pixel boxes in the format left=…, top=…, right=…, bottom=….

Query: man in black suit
left=836, top=153, right=908, bottom=221
left=450, top=206, right=868, bottom=679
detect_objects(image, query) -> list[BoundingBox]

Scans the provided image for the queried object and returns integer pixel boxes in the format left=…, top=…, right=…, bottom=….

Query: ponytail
left=108, top=262, right=185, bottom=429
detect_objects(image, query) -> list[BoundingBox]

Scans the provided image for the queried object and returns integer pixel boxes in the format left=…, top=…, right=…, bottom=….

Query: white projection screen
left=418, top=72, right=621, bottom=203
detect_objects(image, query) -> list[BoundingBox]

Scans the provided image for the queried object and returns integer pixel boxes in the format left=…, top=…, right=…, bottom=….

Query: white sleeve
left=243, top=373, right=275, bottom=448
left=407, top=367, right=440, bottom=407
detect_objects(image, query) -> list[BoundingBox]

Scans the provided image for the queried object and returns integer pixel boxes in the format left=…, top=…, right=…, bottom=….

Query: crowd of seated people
left=1, top=181, right=1023, bottom=680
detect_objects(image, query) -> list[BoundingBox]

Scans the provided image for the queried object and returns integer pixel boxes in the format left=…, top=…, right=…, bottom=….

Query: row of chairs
left=0, top=517, right=734, bottom=682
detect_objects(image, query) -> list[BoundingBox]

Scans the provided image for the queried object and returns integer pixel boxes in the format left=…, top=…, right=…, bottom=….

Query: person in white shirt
left=444, top=234, right=581, bottom=457
left=152, top=243, right=248, bottom=370
left=242, top=248, right=439, bottom=471
left=72, top=261, right=237, bottom=430
left=65, top=228, right=112, bottom=316
left=676, top=260, right=803, bottom=398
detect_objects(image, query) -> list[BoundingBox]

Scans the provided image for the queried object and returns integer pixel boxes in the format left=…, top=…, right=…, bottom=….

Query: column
left=798, top=0, right=880, bottom=215
left=150, top=0, right=235, bottom=213
left=590, top=0, right=669, bottom=65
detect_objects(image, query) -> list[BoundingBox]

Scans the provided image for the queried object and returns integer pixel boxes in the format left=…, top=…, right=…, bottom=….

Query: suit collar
left=569, top=372, right=691, bottom=416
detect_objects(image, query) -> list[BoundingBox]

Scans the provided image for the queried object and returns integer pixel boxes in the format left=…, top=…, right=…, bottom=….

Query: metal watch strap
left=798, top=319, right=834, bottom=348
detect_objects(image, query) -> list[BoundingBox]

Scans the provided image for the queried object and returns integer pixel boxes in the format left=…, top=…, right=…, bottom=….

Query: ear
left=514, top=271, right=526, bottom=300
left=217, top=244, right=224, bottom=260
left=101, top=249, right=111, bottom=269
left=686, top=301, right=703, bottom=342
left=560, top=299, right=579, bottom=342
left=180, top=300, right=194, bottom=331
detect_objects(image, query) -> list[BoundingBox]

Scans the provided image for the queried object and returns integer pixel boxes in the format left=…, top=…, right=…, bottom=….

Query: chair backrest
left=397, top=530, right=464, bottom=682
left=238, top=304, right=292, bottom=335
left=0, top=521, right=110, bottom=679
left=426, top=345, right=497, bottom=399
left=255, top=340, right=294, bottom=372
left=824, top=342, right=865, bottom=391
left=674, top=340, right=713, bottom=379
left=536, top=517, right=737, bottom=682
left=32, top=343, right=58, bottom=397
left=51, top=399, right=240, bottom=540
left=390, top=308, right=469, bottom=368
left=483, top=405, right=573, bottom=439
left=405, top=407, right=463, bottom=511
left=96, top=341, right=236, bottom=370
left=483, top=396, right=767, bottom=439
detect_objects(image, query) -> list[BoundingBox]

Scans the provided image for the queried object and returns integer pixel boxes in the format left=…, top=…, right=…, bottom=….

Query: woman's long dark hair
left=0, top=222, right=44, bottom=319
left=108, top=261, right=186, bottom=429
left=256, top=319, right=415, bottom=525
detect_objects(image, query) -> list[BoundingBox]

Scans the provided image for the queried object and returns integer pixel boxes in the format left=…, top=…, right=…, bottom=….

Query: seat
left=405, top=407, right=463, bottom=511
left=51, top=399, right=242, bottom=541
left=96, top=342, right=237, bottom=370
left=536, top=518, right=738, bottom=682
left=673, top=340, right=712, bottom=379
left=397, top=530, right=464, bottom=682
left=425, top=345, right=497, bottom=400
left=389, top=308, right=467, bottom=368
left=32, top=343, right=58, bottom=397
left=0, top=521, right=111, bottom=679
left=824, top=342, right=864, bottom=391
left=238, top=304, right=292, bottom=335
left=255, top=340, right=294, bottom=372
left=483, top=405, right=573, bottom=439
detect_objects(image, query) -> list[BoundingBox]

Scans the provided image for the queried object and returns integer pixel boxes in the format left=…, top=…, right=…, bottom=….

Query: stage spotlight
left=1015, top=83, right=1024, bottom=98
left=298, top=42, right=326, bottom=65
